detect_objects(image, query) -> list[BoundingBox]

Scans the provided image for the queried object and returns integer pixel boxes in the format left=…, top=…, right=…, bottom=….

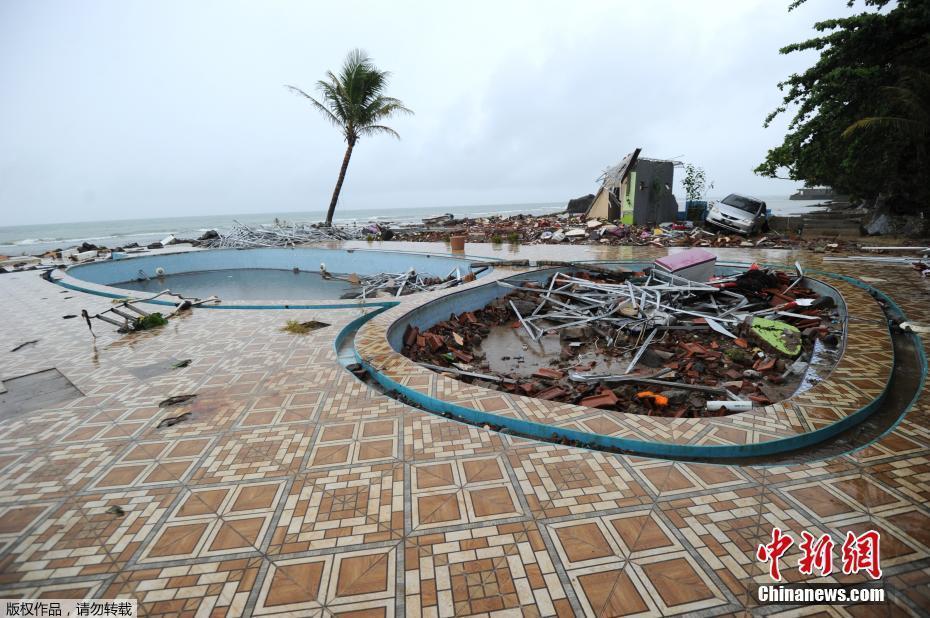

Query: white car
left=705, top=194, right=767, bottom=235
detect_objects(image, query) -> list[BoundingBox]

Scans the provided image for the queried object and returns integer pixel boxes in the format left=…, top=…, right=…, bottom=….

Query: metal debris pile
left=402, top=261, right=843, bottom=417
left=200, top=220, right=367, bottom=248
left=333, top=267, right=479, bottom=299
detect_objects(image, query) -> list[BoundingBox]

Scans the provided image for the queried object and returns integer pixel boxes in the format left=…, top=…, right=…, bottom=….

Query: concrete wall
left=586, top=189, right=610, bottom=220
left=630, top=160, right=679, bottom=225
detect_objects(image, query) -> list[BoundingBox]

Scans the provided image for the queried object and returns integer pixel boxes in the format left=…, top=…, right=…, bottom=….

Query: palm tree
left=287, top=49, right=412, bottom=226
left=843, top=69, right=930, bottom=139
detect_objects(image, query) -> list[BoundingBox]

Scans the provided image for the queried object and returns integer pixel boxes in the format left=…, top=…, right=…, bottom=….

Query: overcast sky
left=0, top=0, right=851, bottom=226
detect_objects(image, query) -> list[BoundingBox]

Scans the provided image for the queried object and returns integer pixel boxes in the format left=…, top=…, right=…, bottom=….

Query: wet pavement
left=0, top=242, right=927, bottom=616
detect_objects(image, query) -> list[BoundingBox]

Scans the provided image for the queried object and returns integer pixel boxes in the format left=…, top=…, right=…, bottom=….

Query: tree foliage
left=287, top=50, right=412, bottom=225
left=682, top=164, right=713, bottom=202
left=756, top=0, right=930, bottom=211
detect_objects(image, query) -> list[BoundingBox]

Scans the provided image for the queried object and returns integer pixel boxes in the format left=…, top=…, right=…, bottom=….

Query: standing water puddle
left=480, top=325, right=631, bottom=378
left=794, top=338, right=841, bottom=395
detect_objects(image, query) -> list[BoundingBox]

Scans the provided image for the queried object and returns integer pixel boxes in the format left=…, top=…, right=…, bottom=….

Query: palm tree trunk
left=325, top=139, right=355, bottom=226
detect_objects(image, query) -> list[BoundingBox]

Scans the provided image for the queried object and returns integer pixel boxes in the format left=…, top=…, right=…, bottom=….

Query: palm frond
left=842, top=115, right=919, bottom=137
left=368, top=96, right=413, bottom=115
left=357, top=125, right=401, bottom=139
left=288, top=49, right=412, bottom=143
left=284, top=85, right=342, bottom=128
left=316, top=79, right=351, bottom=129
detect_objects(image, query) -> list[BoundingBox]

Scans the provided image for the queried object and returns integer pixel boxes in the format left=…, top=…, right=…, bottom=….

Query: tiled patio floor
left=0, top=244, right=928, bottom=617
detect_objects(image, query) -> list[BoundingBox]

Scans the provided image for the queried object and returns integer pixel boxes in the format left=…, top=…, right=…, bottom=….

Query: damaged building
left=569, top=148, right=681, bottom=225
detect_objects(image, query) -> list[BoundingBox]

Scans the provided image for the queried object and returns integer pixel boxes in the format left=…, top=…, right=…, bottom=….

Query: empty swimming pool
left=113, top=268, right=356, bottom=301
left=62, top=247, right=486, bottom=303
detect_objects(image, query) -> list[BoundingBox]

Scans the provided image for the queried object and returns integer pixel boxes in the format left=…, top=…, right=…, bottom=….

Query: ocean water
left=0, top=196, right=826, bottom=256
left=0, top=203, right=563, bottom=256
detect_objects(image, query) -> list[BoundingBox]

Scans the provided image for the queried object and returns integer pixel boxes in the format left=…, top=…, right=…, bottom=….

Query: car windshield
left=720, top=194, right=763, bottom=214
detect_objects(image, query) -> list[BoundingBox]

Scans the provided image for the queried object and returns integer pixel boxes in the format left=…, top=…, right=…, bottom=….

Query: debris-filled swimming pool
left=399, top=257, right=845, bottom=418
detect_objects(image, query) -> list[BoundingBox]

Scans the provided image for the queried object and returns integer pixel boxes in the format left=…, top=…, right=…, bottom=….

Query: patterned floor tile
left=268, top=463, right=403, bottom=554
left=251, top=546, right=396, bottom=616
left=0, top=249, right=929, bottom=616
left=410, top=454, right=523, bottom=531
left=0, top=486, right=180, bottom=584
left=191, top=425, right=313, bottom=484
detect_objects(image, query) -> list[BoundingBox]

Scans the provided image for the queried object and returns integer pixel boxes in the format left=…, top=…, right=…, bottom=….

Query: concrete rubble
left=380, top=212, right=861, bottom=250
left=401, top=258, right=843, bottom=418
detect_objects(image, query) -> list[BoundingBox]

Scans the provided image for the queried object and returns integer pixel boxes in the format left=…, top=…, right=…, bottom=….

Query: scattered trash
left=706, top=400, right=753, bottom=413
left=636, top=391, right=669, bottom=408
left=402, top=261, right=842, bottom=417
left=281, top=320, right=330, bottom=334
left=346, top=363, right=368, bottom=379
left=749, top=317, right=802, bottom=357
left=133, top=313, right=169, bottom=331
left=158, top=394, right=197, bottom=408
left=157, top=412, right=191, bottom=428
left=9, top=340, right=38, bottom=352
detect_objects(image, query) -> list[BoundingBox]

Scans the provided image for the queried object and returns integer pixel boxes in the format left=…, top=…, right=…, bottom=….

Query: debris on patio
left=401, top=258, right=843, bottom=417
left=158, top=394, right=197, bottom=408
left=156, top=411, right=191, bottom=428
left=133, top=312, right=169, bottom=330
left=78, top=290, right=220, bottom=337
left=281, top=319, right=330, bottom=334
left=9, top=340, right=38, bottom=353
